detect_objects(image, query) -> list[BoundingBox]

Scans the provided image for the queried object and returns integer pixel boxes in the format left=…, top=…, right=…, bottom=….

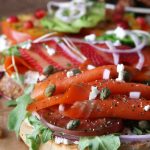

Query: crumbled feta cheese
left=55, top=137, right=71, bottom=145
left=24, top=71, right=39, bottom=84
left=38, top=74, right=47, bottom=81
left=87, top=64, right=96, bottom=70
left=74, top=141, right=79, bottom=145
left=85, top=34, right=96, bottom=43
left=113, top=40, right=121, bottom=46
left=103, top=69, right=110, bottom=80
left=116, top=64, right=124, bottom=82
left=66, top=70, right=74, bottom=78
left=20, top=40, right=32, bottom=50
left=144, top=105, right=150, bottom=111
left=45, top=45, right=56, bottom=56
left=129, top=92, right=141, bottom=99
left=89, top=86, right=100, bottom=100
left=59, top=104, right=65, bottom=112
left=55, top=137, right=63, bottom=144
left=106, top=27, right=126, bottom=39
left=0, top=35, right=10, bottom=51
left=63, top=138, right=70, bottom=145
left=114, top=27, right=126, bottom=39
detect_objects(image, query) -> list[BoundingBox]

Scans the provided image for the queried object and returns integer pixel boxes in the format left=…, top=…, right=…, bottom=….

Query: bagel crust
left=20, top=120, right=150, bottom=150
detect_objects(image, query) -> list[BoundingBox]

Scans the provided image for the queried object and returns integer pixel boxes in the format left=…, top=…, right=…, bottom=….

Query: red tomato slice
left=38, top=109, right=123, bottom=136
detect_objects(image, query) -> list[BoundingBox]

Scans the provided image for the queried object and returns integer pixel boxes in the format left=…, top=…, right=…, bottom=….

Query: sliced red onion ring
left=105, top=41, right=120, bottom=65
left=71, top=37, right=147, bottom=54
left=136, top=51, right=145, bottom=70
left=59, top=42, right=84, bottom=63
left=120, top=134, right=150, bottom=142
left=33, top=33, right=58, bottom=43
left=62, top=37, right=87, bottom=62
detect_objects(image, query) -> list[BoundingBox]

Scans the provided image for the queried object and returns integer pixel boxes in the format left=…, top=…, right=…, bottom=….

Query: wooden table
left=0, top=99, right=27, bottom=150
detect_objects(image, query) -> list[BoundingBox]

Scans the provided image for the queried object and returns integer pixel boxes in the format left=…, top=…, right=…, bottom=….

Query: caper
left=72, top=68, right=81, bottom=75
left=123, top=71, right=132, bottom=82
left=100, top=87, right=111, bottom=100
left=133, top=127, right=143, bottom=135
left=66, top=120, right=80, bottom=130
left=44, top=84, right=56, bottom=97
left=138, top=121, right=150, bottom=130
left=142, top=80, right=150, bottom=86
left=43, top=65, right=54, bottom=76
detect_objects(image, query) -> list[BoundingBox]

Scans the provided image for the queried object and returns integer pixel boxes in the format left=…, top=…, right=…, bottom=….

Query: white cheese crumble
left=106, top=27, right=126, bottom=39
left=0, top=35, right=10, bottom=51
left=38, top=74, right=47, bottom=81
left=89, top=86, right=100, bottom=100
left=85, top=34, right=96, bottom=43
left=20, top=40, right=32, bottom=50
left=45, top=45, right=56, bottom=56
left=55, top=137, right=71, bottom=145
left=129, top=92, right=141, bottom=99
left=116, top=64, right=124, bottom=82
left=103, top=69, right=110, bottom=80
left=58, top=104, right=65, bottom=112
left=144, top=105, right=150, bottom=111
left=24, top=71, right=39, bottom=84
left=66, top=70, right=74, bottom=78
left=54, top=136, right=78, bottom=145
left=87, top=64, right=96, bottom=70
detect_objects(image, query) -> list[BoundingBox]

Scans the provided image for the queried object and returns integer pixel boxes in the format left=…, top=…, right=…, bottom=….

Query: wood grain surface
left=0, top=0, right=50, bottom=17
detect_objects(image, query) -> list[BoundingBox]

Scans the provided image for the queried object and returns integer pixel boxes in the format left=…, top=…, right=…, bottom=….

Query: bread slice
left=19, top=120, right=78, bottom=150
left=19, top=120, right=150, bottom=150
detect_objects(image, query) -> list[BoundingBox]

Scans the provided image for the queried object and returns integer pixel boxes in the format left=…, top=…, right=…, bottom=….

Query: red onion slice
left=120, top=134, right=150, bottom=142
left=70, top=37, right=147, bottom=54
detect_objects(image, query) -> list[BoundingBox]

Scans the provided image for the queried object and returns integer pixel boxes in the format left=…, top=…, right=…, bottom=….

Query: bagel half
left=19, top=120, right=150, bottom=150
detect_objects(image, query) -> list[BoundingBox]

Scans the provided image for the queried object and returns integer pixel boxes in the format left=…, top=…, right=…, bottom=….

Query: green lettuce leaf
left=41, top=2, right=105, bottom=33
left=7, top=85, right=34, bottom=135
left=26, top=115, right=53, bottom=150
left=78, top=135, right=120, bottom=150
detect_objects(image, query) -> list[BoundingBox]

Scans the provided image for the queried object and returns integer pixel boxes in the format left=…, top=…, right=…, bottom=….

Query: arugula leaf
left=78, top=135, right=120, bottom=150
left=26, top=134, right=41, bottom=150
left=8, top=94, right=31, bottom=135
left=7, top=85, right=34, bottom=135
left=41, top=128, right=52, bottom=143
left=26, top=115, right=52, bottom=150
left=5, top=100, right=17, bottom=107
